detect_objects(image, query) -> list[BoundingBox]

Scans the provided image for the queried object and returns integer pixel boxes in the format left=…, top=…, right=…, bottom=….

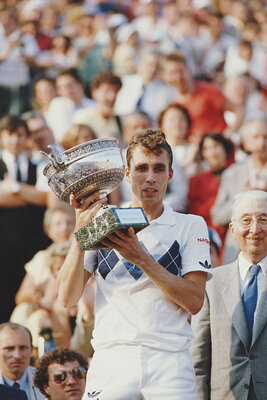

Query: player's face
left=126, top=146, right=173, bottom=212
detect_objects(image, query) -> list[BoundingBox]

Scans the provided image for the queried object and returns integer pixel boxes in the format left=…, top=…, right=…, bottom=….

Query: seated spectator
left=212, top=118, right=267, bottom=263
left=161, top=51, right=244, bottom=139
left=23, top=111, right=63, bottom=162
left=46, top=69, right=95, bottom=143
left=61, top=124, right=97, bottom=150
left=32, top=78, right=57, bottom=117
left=114, top=49, right=176, bottom=126
left=224, top=40, right=253, bottom=78
left=35, top=35, right=78, bottom=79
left=24, top=241, right=75, bottom=349
left=10, top=203, right=75, bottom=329
left=73, top=71, right=123, bottom=145
left=0, top=116, right=50, bottom=322
left=188, top=132, right=234, bottom=243
left=158, top=103, right=202, bottom=177
left=112, top=24, right=138, bottom=77
left=222, top=75, right=250, bottom=145
left=0, top=7, right=39, bottom=118
left=0, top=322, right=44, bottom=399
left=34, top=347, right=88, bottom=400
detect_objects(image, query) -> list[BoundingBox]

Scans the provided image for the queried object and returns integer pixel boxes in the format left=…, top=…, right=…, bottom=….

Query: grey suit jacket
left=0, top=366, right=44, bottom=400
left=190, top=260, right=267, bottom=400
left=211, top=160, right=251, bottom=263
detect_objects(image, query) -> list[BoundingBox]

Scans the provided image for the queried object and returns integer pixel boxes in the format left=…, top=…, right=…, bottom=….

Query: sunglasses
left=53, top=367, right=86, bottom=384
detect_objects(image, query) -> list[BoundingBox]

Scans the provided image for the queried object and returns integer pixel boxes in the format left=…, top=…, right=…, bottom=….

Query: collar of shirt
left=150, top=203, right=177, bottom=226
left=3, top=368, right=28, bottom=388
left=238, top=252, right=267, bottom=295
left=2, top=149, right=30, bottom=182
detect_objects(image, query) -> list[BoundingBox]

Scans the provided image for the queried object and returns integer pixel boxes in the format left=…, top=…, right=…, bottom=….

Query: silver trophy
left=42, top=138, right=149, bottom=250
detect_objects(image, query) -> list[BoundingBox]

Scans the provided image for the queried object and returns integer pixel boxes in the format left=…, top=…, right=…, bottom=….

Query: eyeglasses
left=53, top=367, right=86, bottom=384
left=233, top=215, right=267, bottom=228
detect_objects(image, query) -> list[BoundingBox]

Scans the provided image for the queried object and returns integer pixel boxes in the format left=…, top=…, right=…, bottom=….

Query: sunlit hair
left=43, top=203, right=75, bottom=235
left=164, top=51, right=187, bottom=65
left=240, top=118, right=267, bottom=140
left=61, top=124, right=97, bottom=150
left=231, top=190, right=267, bottom=220
left=34, top=346, right=88, bottom=398
left=90, top=71, right=122, bottom=90
left=0, top=115, right=30, bottom=136
left=126, top=128, right=173, bottom=170
left=199, top=132, right=234, bottom=160
left=158, top=103, right=191, bottom=132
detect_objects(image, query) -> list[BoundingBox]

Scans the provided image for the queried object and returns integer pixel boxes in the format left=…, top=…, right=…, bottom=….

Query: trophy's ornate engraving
left=41, top=138, right=124, bottom=202
left=42, top=138, right=149, bottom=250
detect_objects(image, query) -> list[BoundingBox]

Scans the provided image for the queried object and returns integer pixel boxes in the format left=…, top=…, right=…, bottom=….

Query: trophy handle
left=40, top=145, right=65, bottom=171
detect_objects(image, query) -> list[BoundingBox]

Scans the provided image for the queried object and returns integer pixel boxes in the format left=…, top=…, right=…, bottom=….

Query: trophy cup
left=41, top=138, right=149, bottom=250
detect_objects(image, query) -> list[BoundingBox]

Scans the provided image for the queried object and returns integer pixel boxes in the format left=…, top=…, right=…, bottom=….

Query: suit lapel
left=251, top=274, right=267, bottom=347
left=221, top=261, right=250, bottom=350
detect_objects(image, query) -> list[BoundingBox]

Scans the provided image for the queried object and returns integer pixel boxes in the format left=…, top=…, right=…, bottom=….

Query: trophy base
left=74, top=206, right=149, bottom=251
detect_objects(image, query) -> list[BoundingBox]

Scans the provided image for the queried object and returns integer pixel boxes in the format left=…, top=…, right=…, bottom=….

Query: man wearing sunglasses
left=34, top=347, right=88, bottom=400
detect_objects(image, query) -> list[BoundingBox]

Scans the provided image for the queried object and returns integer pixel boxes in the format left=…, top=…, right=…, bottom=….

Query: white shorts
left=82, top=344, right=198, bottom=400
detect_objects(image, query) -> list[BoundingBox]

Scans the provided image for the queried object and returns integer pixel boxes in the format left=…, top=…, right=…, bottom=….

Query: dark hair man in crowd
left=0, top=116, right=50, bottom=322
left=0, top=323, right=44, bottom=399
left=57, top=129, right=212, bottom=399
left=191, top=190, right=267, bottom=400
left=34, top=347, right=88, bottom=400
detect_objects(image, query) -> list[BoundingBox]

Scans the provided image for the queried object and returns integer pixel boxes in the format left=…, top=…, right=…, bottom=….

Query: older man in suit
left=191, top=190, right=267, bottom=400
left=211, top=118, right=267, bottom=263
left=0, top=383, right=27, bottom=399
left=0, top=323, right=44, bottom=400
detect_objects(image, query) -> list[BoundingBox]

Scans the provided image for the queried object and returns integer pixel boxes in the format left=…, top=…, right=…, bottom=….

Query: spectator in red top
left=187, top=132, right=234, bottom=244
left=161, top=51, right=244, bottom=140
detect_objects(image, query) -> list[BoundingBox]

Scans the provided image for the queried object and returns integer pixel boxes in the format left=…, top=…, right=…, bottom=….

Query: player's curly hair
left=34, top=346, right=88, bottom=398
left=126, top=128, right=173, bottom=170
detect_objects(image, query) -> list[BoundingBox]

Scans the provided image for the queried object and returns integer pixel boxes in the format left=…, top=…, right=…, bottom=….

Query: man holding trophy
left=57, top=129, right=212, bottom=400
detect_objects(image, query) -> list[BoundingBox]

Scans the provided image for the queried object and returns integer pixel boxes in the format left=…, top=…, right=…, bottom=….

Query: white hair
left=231, top=190, right=267, bottom=220
left=240, top=118, right=267, bottom=140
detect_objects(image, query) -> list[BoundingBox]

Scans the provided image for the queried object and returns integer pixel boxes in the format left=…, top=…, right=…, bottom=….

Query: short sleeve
left=84, top=250, right=98, bottom=274
left=181, top=215, right=213, bottom=280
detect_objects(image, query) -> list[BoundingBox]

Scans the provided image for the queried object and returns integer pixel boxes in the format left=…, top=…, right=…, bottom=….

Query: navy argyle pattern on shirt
left=97, top=240, right=182, bottom=280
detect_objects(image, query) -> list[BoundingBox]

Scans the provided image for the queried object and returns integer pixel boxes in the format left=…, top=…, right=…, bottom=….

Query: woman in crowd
left=187, top=132, right=234, bottom=243
left=158, top=104, right=203, bottom=177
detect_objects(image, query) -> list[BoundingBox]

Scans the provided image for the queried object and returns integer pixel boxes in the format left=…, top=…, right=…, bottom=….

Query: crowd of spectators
left=0, top=0, right=267, bottom=395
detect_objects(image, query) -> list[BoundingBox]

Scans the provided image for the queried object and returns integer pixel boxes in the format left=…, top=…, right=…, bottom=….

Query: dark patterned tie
left=242, top=264, right=261, bottom=343
left=13, top=381, right=20, bottom=388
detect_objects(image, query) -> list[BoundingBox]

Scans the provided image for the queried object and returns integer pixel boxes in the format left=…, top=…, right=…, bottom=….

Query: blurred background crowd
left=0, top=0, right=267, bottom=363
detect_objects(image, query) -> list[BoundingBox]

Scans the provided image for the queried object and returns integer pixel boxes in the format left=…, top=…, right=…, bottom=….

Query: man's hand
left=101, top=227, right=147, bottom=265
left=70, top=190, right=108, bottom=231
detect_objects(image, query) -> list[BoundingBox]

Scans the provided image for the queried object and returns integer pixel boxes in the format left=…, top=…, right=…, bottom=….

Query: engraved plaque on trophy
left=41, top=138, right=149, bottom=250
